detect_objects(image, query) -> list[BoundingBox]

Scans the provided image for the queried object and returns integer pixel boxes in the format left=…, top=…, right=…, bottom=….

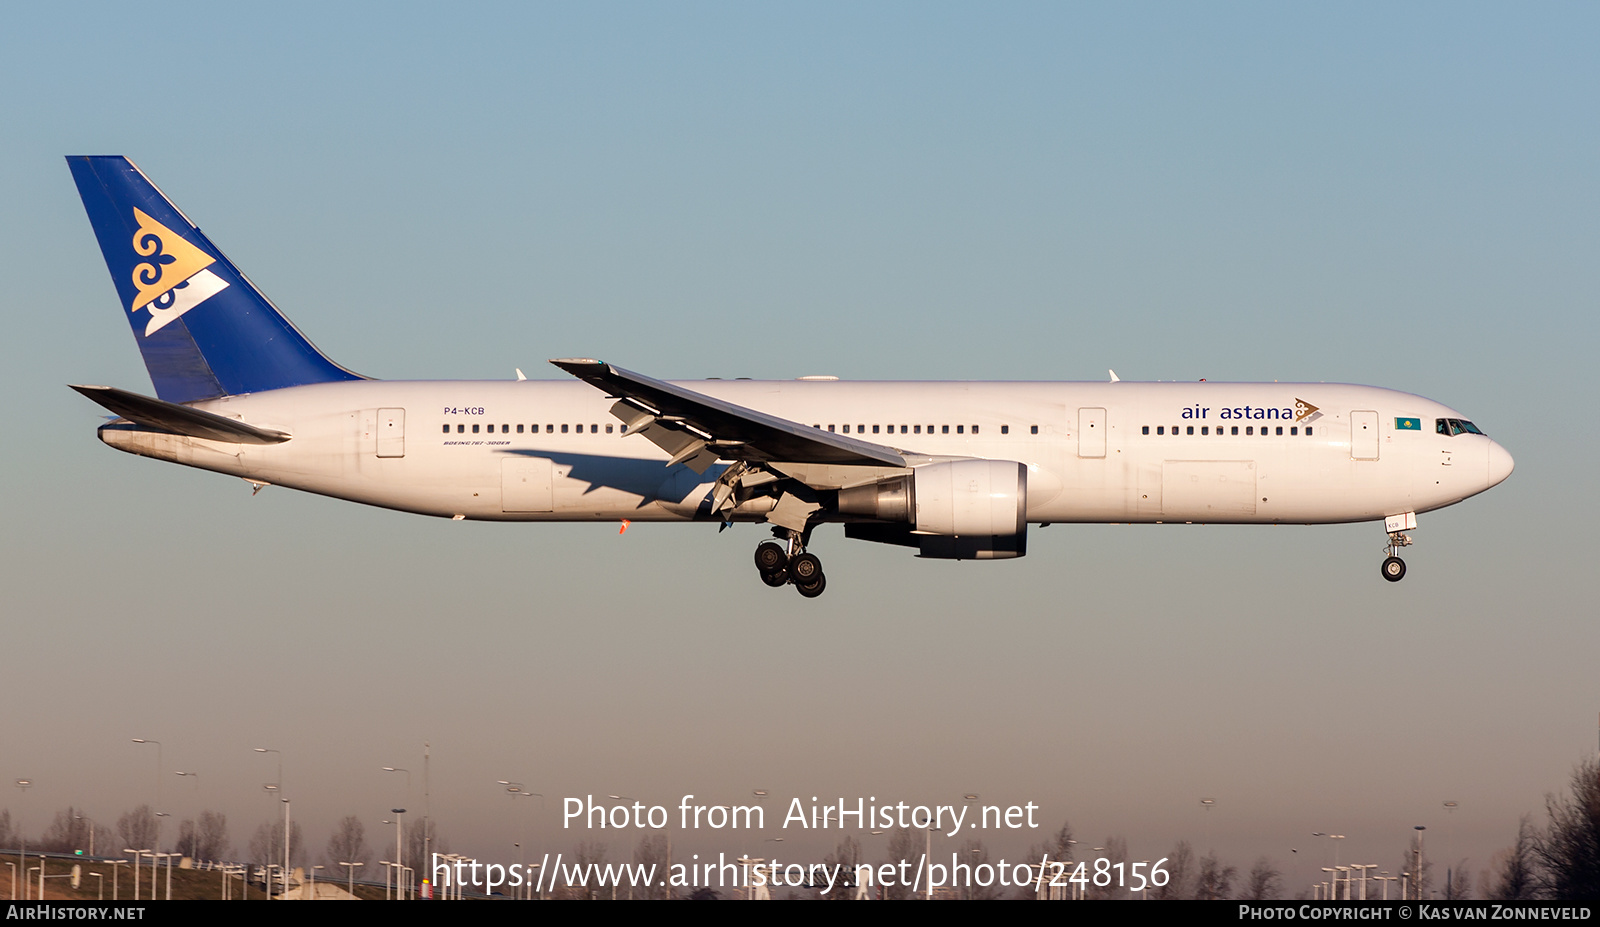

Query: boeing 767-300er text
left=68, top=156, right=1514, bottom=597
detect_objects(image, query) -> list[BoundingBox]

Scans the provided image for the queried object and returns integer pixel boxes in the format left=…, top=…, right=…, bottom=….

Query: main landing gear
left=754, top=530, right=827, bottom=598
left=1381, top=530, right=1413, bottom=582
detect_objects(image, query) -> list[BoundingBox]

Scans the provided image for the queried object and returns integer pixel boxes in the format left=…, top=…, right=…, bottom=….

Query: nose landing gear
left=1381, top=530, right=1413, bottom=582
left=754, top=530, right=827, bottom=597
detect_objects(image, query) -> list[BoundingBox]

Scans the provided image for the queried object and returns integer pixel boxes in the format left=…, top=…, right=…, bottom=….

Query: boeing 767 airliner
left=68, top=156, right=1513, bottom=597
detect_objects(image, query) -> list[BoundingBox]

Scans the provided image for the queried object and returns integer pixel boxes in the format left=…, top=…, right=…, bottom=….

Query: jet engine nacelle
left=838, top=459, right=1028, bottom=560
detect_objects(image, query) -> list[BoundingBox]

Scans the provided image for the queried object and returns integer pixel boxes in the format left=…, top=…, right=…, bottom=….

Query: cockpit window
left=1436, top=418, right=1486, bottom=437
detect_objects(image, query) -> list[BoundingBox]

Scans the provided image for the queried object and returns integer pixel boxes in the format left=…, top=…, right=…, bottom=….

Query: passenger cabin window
left=442, top=424, right=450, bottom=434
left=1030, top=425, right=1038, bottom=435
left=1001, top=425, right=1009, bottom=435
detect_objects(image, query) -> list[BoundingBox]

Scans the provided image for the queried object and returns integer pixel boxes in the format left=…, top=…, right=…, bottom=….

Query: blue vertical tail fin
left=68, top=156, right=363, bottom=403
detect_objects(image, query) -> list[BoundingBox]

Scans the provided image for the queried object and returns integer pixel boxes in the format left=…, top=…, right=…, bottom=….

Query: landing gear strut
left=753, top=528, right=827, bottom=597
left=1381, top=531, right=1412, bottom=582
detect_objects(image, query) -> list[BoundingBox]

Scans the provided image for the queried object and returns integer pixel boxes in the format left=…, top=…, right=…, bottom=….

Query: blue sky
left=2, top=2, right=1596, bottom=893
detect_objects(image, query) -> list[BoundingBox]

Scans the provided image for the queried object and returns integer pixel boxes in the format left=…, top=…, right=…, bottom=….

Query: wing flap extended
left=551, top=359, right=907, bottom=469
left=70, top=384, right=291, bottom=445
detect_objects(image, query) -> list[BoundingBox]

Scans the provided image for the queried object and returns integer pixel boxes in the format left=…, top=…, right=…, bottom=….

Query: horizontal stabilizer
left=70, top=384, right=291, bottom=445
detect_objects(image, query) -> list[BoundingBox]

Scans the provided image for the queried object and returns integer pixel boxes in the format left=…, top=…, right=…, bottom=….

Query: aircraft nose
left=1487, top=440, right=1514, bottom=488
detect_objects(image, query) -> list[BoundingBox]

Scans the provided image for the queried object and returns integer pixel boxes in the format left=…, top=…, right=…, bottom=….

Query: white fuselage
left=97, top=378, right=1512, bottom=527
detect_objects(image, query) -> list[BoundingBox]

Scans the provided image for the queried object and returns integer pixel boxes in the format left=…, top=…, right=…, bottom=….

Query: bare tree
left=40, top=807, right=94, bottom=853
left=1535, top=757, right=1600, bottom=900
left=882, top=827, right=916, bottom=900
left=0, top=810, right=13, bottom=849
left=248, top=819, right=304, bottom=869
left=1400, top=838, right=1433, bottom=900
left=1244, top=857, right=1282, bottom=900
left=117, top=805, right=159, bottom=853
left=175, top=811, right=228, bottom=861
left=1087, top=836, right=1129, bottom=899
left=1196, top=850, right=1237, bottom=900
left=1028, top=818, right=1075, bottom=864
left=1442, top=858, right=1473, bottom=900
left=555, top=842, right=608, bottom=900
left=822, top=835, right=862, bottom=900
left=390, top=819, right=446, bottom=893
left=1485, top=816, right=1540, bottom=900
left=631, top=833, right=669, bottom=900
left=1152, top=840, right=1196, bottom=900
left=955, top=839, right=1001, bottom=900
left=324, top=815, right=369, bottom=872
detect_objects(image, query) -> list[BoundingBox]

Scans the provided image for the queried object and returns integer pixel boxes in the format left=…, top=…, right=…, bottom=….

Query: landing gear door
left=377, top=408, right=406, bottom=458
left=1078, top=407, right=1106, bottom=458
left=1351, top=410, right=1379, bottom=460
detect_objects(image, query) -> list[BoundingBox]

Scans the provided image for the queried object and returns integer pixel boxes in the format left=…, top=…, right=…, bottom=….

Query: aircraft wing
left=70, top=384, right=291, bottom=445
left=550, top=359, right=909, bottom=472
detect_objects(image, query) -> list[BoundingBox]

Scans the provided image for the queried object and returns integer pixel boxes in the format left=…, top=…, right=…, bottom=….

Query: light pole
left=254, top=748, right=282, bottom=795
left=154, top=812, right=170, bottom=866
left=123, top=849, right=143, bottom=901
left=131, top=740, right=162, bottom=846
left=384, top=768, right=410, bottom=894
left=1413, top=826, right=1426, bottom=900
left=14, top=779, right=32, bottom=901
left=392, top=809, right=407, bottom=900
left=73, top=812, right=94, bottom=858
left=174, top=772, right=199, bottom=860
left=282, top=799, right=292, bottom=900
left=499, top=781, right=544, bottom=900
left=339, top=860, right=364, bottom=896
